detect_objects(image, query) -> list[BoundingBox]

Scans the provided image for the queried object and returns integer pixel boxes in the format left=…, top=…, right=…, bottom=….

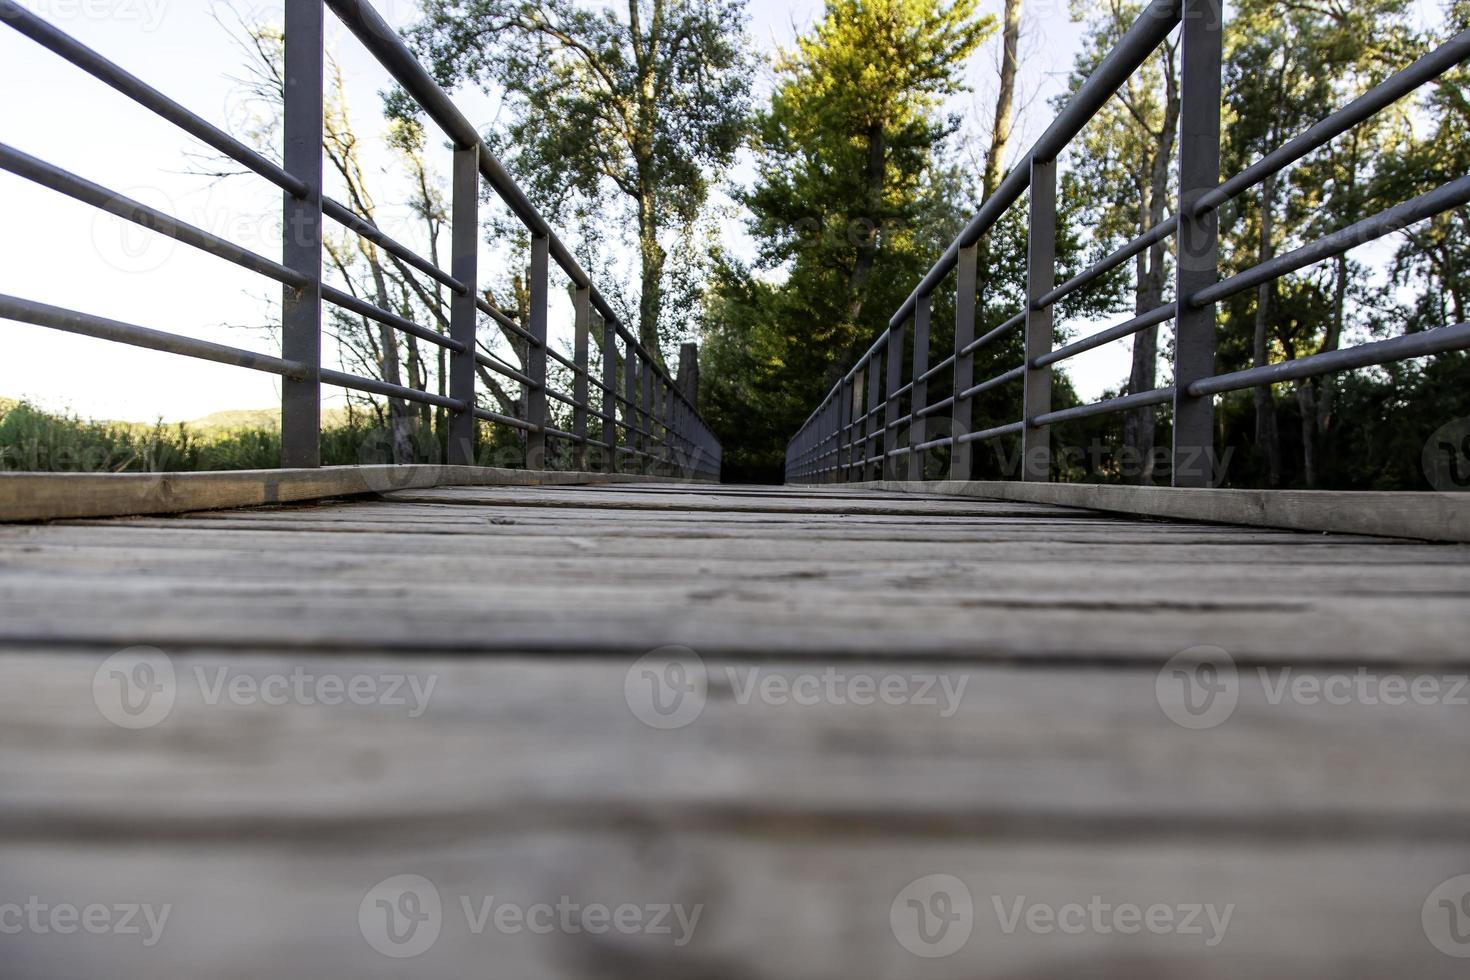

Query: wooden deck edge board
left=821, top=479, right=1470, bottom=543
left=0, top=466, right=714, bottom=522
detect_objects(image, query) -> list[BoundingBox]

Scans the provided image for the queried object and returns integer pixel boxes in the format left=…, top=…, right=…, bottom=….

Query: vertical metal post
left=841, top=376, right=856, bottom=482
left=950, top=244, right=978, bottom=480
left=571, top=284, right=590, bottom=471
left=884, top=318, right=905, bottom=480
left=280, top=0, right=323, bottom=468
left=446, top=143, right=479, bottom=465
left=908, top=293, right=931, bottom=481
left=525, top=235, right=549, bottom=469
left=623, top=342, right=638, bottom=474
left=864, top=353, right=881, bottom=482
left=1174, top=0, right=1223, bottom=487
left=664, top=383, right=676, bottom=476
left=1023, top=157, right=1057, bottom=482
left=641, top=356, right=655, bottom=475
left=601, top=317, right=617, bottom=472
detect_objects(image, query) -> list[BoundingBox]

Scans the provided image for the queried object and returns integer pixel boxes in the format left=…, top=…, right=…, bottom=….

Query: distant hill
left=187, top=406, right=351, bottom=431
left=0, top=399, right=351, bottom=431
left=187, top=408, right=283, bottom=431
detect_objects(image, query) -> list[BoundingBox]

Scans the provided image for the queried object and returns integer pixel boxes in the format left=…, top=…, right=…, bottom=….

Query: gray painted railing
left=0, top=0, right=721, bottom=482
left=784, top=0, right=1470, bottom=487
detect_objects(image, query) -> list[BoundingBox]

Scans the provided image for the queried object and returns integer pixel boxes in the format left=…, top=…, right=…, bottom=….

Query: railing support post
left=843, top=375, right=857, bottom=482
left=642, top=356, right=655, bottom=476
left=950, top=244, right=977, bottom=480
left=623, top=340, right=639, bottom=474
left=571, top=284, right=590, bottom=471
left=884, top=319, right=905, bottom=480
left=908, top=294, right=931, bottom=481
left=446, top=142, right=479, bottom=465
left=1173, top=0, right=1223, bottom=487
left=664, top=383, right=676, bottom=477
left=280, top=0, right=323, bottom=468
left=1023, top=156, right=1057, bottom=482
left=601, top=317, right=618, bottom=472
left=526, top=234, right=549, bottom=469
left=864, top=353, right=881, bottom=482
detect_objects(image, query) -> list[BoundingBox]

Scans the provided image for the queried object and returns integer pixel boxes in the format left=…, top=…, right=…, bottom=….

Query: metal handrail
left=785, top=0, right=1470, bottom=488
left=0, top=0, right=720, bottom=481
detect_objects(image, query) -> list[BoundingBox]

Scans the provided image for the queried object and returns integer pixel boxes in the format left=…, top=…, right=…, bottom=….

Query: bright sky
left=0, top=0, right=1448, bottom=422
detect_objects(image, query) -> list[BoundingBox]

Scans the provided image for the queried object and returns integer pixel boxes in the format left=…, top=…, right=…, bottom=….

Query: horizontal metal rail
left=320, top=198, right=464, bottom=294
left=1187, top=322, right=1470, bottom=397
left=785, top=0, right=1469, bottom=489
left=1033, top=304, right=1176, bottom=370
left=0, top=0, right=720, bottom=481
left=0, top=295, right=310, bottom=379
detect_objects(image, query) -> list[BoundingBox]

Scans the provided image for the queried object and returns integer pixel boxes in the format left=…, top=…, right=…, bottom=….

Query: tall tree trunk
left=976, top=0, right=1021, bottom=324
left=636, top=175, right=667, bottom=365
left=1253, top=170, right=1281, bottom=486
left=1315, top=250, right=1349, bottom=443
left=1297, top=379, right=1317, bottom=489
left=1310, top=137, right=1360, bottom=481
left=982, top=0, right=1022, bottom=200
left=1121, top=65, right=1178, bottom=485
left=366, top=255, right=414, bottom=464
left=845, top=122, right=886, bottom=325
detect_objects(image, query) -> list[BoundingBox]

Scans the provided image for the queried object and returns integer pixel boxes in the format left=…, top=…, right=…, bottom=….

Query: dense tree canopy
left=404, top=0, right=753, bottom=362
left=701, top=0, right=993, bottom=479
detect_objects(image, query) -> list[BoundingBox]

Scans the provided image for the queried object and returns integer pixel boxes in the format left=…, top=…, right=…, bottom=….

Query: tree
left=702, top=0, right=993, bottom=478
left=217, top=11, right=557, bottom=466
left=405, top=0, right=753, bottom=364
left=1064, top=0, right=1179, bottom=485
left=981, top=0, right=1022, bottom=201
left=1219, top=0, right=1419, bottom=487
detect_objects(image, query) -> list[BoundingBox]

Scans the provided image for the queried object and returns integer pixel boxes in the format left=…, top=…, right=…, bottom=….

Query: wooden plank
left=2, top=652, right=1468, bottom=977
left=840, top=479, right=1470, bottom=543
left=0, top=467, right=709, bottom=523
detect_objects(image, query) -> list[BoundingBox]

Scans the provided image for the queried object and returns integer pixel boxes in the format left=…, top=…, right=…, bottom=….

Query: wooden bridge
left=2, top=478, right=1468, bottom=978
left=4, top=0, right=1470, bottom=976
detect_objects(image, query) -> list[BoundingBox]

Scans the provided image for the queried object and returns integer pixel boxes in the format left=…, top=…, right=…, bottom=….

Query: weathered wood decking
left=2, top=481, right=1469, bottom=977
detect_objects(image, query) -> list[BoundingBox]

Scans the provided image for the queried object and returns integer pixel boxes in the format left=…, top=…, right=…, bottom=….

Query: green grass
left=0, top=400, right=385, bottom=472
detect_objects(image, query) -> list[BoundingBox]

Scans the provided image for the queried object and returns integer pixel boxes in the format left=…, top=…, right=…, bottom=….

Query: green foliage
left=0, top=401, right=500, bottom=473
left=702, top=0, right=993, bottom=479
left=404, top=0, right=753, bottom=358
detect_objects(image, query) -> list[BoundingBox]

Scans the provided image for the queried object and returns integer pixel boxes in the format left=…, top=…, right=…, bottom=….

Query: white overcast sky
left=0, top=0, right=1450, bottom=422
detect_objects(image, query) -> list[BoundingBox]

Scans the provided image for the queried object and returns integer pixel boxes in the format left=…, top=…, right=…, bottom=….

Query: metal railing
left=0, top=0, right=721, bottom=482
left=784, top=0, right=1470, bottom=487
